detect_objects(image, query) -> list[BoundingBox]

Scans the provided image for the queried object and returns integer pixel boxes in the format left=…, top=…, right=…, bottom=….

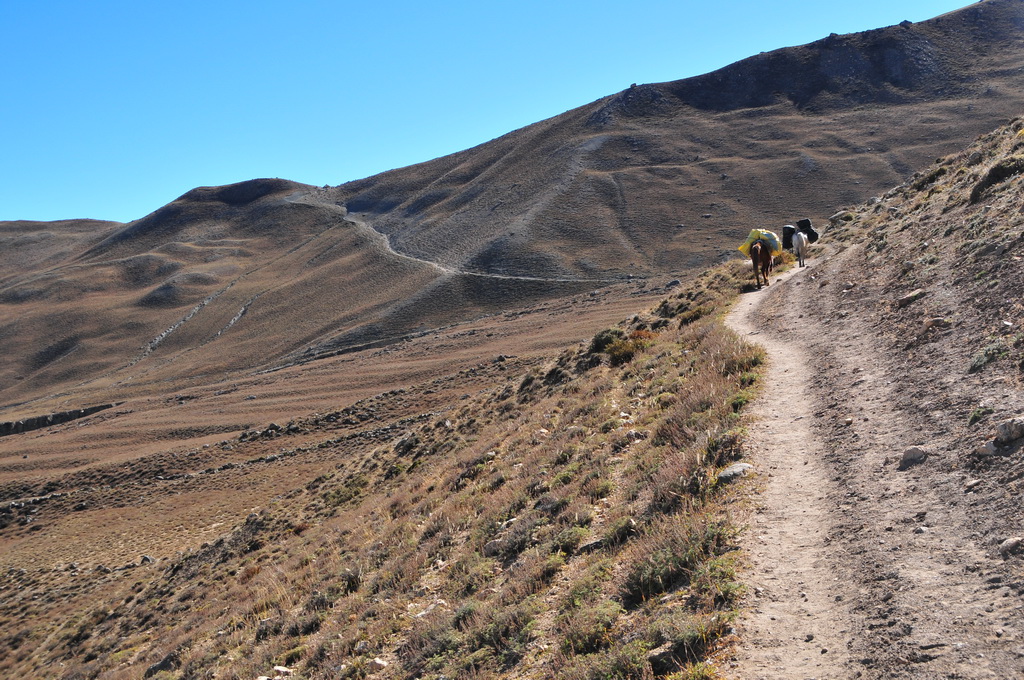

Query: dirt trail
left=725, top=260, right=854, bottom=679
left=723, top=249, right=1024, bottom=679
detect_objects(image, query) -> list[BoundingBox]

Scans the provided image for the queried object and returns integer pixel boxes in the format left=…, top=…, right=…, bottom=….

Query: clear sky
left=1, top=0, right=972, bottom=223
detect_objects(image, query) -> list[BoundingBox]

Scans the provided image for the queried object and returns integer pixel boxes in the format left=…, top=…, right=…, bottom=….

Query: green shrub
left=649, top=610, right=733, bottom=667
left=558, top=640, right=654, bottom=680
left=557, top=600, right=622, bottom=654
left=551, top=526, right=589, bottom=554
left=589, top=328, right=626, bottom=354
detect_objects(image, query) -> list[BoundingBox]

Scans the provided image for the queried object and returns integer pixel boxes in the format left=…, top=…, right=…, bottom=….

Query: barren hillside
left=1, top=3, right=1024, bottom=679
left=2, top=114, right=1023, bottom=678
left=2, top=0, right=1023, bottom=421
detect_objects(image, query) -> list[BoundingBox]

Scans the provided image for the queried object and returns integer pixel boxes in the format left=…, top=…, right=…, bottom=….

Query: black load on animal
left=783, top=225, right=796, bottom=249
left=796, top=218, right=819, bottom=243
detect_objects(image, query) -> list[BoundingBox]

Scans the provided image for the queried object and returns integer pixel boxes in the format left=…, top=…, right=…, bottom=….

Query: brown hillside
left=329, top=0, right=1024, bottom=277
left=2, top=110, right=1023, bottom=678
left=2, top=0, right=1023, bottom=423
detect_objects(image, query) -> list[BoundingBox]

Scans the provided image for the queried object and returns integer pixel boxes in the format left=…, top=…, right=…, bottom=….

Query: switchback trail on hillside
left=724, top=250, right=1024, bottom=679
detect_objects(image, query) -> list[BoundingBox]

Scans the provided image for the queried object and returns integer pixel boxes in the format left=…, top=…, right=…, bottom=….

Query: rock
left=272, top=666, right=294, bottom=676
left=896, top=289, right=927, bottom=308
left=369, top=657, right=388, bottom=670
left=141, top=555, right=154, bottom=564
left=718, top=463, right=753, bottom=483
left=998, top=537, right=1023, bottom=556
left=143, top=650, right=180, bottom=678
left=975, top=441, right=1000, bottom=457
left=995, top=418, right=1024, bottom=446
left=354, top=640, right=370, bottom=653
left=647, top=642, right=677, bottom=675
left=923, top=317, right=952, bottom=332
left=898, top=447, right=929, bottom=470
left=625, top=429, right=648, bottom=442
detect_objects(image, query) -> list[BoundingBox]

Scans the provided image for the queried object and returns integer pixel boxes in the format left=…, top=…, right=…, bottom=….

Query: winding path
left=725, top=260, right=854, bottom=679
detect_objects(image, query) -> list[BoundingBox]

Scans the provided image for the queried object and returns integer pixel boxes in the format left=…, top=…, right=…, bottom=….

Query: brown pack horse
left=750, top=239, right=773, bottom=289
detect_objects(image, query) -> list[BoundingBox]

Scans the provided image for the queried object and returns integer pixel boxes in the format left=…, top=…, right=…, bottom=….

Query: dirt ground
left=725, top=246, right=1024, bottom=679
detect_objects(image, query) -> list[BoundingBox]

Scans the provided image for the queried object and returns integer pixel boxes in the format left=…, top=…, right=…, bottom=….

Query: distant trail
left=309, top=196, right=624, bottom=285
left=724, top=259, right=854, bottom=679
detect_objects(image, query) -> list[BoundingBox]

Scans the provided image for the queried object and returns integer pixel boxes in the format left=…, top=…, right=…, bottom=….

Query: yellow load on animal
left=738, top=229, right=782, bottom=257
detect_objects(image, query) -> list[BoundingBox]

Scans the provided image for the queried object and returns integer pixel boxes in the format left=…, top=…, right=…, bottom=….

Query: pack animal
left=749, top=239, right=773, bottom=289
left=792, top=230, right=809, bottom=267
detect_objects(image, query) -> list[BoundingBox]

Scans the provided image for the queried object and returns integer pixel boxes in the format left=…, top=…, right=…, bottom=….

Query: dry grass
left=0, top=258, right=765, bottom=679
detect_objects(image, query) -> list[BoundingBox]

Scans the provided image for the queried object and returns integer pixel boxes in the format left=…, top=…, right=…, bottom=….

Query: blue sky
left=2, top=0, right=971, bottom=223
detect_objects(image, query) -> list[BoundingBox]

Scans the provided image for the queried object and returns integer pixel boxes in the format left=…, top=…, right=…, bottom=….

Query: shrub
left=688, top=555, right=743, bottom=609
left=621, top=518, right=734, bottom=605
left=558, top=640, right=654, bottom=680
left=466, top=602, right=537, bottom=668
left=970, top=155, right=1024, bottom=203
left=589, top=328, right=626, bottom=354
left=649, top=610, right=733, bottom=667
left=551, top=526, right=589, bottom=555
left=557, top=600, right=622, bottom=654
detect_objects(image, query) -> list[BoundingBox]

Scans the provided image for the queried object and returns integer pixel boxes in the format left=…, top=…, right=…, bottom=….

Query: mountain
left=3, top=1, right=1024, bottom=421
left=2, top=102, right=1024, bottom=680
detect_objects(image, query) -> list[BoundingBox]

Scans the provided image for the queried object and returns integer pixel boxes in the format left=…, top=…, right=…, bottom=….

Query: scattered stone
left=965, top=479, right=983, bottom=492
left=718, top=463, right=753, bottom=484
left=898, top=447, right=929, bottom=470
left=354, top=640, right=370, bottom=653
left=923, top=317, right=952, bottom=332
left=369, top=657, right=388, bottom=670
left=998, top=537, right=1023, bottom=557
left=625, top=429, right=648, bottom=442
left=272, top=666, right=294, bottom=676
left=141, top=555, right=154, bottom=564
left=647, top=642, right=678, bottom=675
left=975, top=441, right=1000, bottom=457
left=896, top=289, right=927, bottom=308
left=995, top=418, right=1024, bottom=446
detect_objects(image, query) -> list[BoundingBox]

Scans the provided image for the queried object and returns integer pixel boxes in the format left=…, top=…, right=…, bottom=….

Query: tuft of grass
left=621, top=517, right=735, bottom=606
left=968, top=406, right=995, bottom=426
left=557, top=599, right=622, bottom=654
left=970, top=155, right=1024, bottom=202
